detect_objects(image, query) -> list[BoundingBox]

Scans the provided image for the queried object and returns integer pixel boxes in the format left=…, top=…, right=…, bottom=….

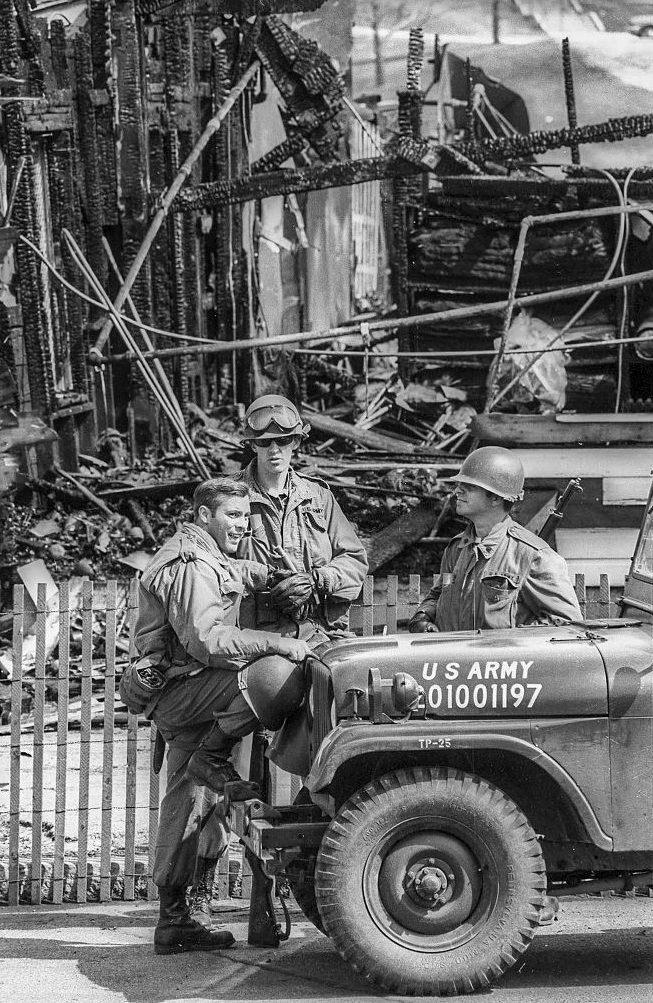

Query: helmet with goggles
left=242, top=394, right=310, bottom=442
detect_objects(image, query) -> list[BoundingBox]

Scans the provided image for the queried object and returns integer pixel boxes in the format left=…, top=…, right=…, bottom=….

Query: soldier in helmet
left=130, top=477, right=311, bottom=955
left=236, top=394, right=368, bottom=645
left=409, top=446, right=581, bottom=633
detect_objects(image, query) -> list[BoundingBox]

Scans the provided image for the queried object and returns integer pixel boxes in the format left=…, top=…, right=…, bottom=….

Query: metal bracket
left=245, top=848, right=291, bottom=947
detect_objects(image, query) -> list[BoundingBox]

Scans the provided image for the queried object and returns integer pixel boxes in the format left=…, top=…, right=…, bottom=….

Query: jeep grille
left=307, top=657, right=335, bottom=761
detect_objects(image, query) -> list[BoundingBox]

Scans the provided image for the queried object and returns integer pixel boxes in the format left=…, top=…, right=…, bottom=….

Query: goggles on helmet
left=247, top=403, right=301, bottom=433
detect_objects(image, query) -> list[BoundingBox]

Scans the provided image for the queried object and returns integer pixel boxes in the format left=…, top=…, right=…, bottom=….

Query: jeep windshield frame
left=622, top=478, right=653, bottom=618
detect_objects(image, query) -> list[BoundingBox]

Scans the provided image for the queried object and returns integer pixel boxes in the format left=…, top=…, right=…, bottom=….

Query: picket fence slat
left=31, top=582, right=48, bottom=906
left=124, top=578, right=140, bottom=901
left=100, top=581, right=117, bottom=902
left=53, top=580, right=70, bottom=904
left=8, top=585, right=24, bottom=906
left=3, top=571, right=621, bottom=908
left=386, top=575, right=398, bottom=634
left=76, top=581, right=93, bottom=902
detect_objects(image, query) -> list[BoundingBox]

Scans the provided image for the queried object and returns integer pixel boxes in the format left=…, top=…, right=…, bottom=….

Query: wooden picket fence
left=1, top=573, right=619, bottom=907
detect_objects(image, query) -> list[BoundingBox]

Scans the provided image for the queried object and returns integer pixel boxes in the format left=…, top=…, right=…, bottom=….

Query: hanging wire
left=616, top=166, right=639, bottom=411
left=19, top=234, right=217, bottom=344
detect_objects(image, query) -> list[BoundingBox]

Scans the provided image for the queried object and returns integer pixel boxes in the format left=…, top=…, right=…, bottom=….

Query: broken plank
left=98, top=479, right=199, bottom=501
left=307, top=412, right=449, bottom=456
left=173, top=157, right=426, bottom=211
left=53, top=465, right=115, bottom=516
left=366, top=502, right=438, bottom=573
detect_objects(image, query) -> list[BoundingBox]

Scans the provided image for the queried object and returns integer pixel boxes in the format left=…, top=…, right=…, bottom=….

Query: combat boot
left=154, top=887, right=235, bottom=955
left=188, top=856, right=219, bottom=929
left=185, top=725, right=260, bottom=799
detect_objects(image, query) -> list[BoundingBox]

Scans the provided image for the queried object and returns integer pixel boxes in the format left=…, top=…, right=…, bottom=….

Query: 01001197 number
left=426, top=681, right=543, bottom=711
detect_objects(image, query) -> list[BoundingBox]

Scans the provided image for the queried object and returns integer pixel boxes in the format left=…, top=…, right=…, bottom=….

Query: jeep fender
left=305, top=721, right=612, bottom=852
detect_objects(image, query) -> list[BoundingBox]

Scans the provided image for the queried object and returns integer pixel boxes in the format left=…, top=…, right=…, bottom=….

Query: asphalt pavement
left=1, top=895, right=651, bottom=1003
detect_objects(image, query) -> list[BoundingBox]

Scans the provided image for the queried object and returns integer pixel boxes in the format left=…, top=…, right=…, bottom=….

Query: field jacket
left=135, top=522, right=284, bottom=676
left=414, top=516, right=582, bottom=631
left=236, top=463, right=368, bottom=635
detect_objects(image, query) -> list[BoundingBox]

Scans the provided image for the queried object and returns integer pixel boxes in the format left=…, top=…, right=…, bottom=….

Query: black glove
left=408, top=613, right=438, bottom=634
left=266, top=567, right=294, bottom=589
left=270, top=572, right=316, bottom=614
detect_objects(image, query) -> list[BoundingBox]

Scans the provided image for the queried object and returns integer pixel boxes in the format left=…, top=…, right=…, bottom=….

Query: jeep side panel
left=601, top=624, right=653, bottom=851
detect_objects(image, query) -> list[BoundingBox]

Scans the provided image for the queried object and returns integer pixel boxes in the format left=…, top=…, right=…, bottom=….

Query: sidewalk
left=1, top=897, right=651, bottom=1003
left=0, top=899, right=385, bottom=1003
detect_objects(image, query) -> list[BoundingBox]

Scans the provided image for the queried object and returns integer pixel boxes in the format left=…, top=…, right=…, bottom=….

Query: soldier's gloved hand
left=408, top=613, right=438, bottom=633
left=270, top=572, right=316, bottom=614
left=266, top=567, right=294, bottom=588
left=276, top=637, right=312, bottom=662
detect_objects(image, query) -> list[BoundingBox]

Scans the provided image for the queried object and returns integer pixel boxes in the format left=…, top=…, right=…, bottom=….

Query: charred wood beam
left=398, top=111, right=653, bottom=167
left=307, top=411, right=450, bottom=458
left=172, top=157, right=426, bottom=210
left=367, top=503, right=437, bottom=574
left=135, top=0, right=327, bottom=14
left=435, top=175, right=653, bottom=199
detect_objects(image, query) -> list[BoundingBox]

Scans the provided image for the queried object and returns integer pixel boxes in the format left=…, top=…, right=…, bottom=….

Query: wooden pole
left=89, top=59, right=260, bottom=363
left=99, top=263, right=653, bottom=365
left=562, top=38, right=580, bottom=165
left=102, top=237, right=184, bottom=424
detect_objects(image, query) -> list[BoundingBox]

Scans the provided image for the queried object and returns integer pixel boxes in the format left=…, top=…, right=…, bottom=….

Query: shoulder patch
left=507, top=523, right=546, bottom=551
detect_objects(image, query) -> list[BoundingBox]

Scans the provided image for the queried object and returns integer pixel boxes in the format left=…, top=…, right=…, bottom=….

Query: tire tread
left=315, top=766, right=546, bottom=995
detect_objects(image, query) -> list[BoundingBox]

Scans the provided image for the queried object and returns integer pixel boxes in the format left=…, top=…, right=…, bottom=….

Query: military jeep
left=228, top=482, right=653, bottom=996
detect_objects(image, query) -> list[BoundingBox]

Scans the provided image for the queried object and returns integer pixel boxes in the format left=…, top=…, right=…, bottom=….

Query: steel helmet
left=239, top=654, right=306, bottom=730
left=449, top=446, right=525, bottom=502
left=242, top=394, right=310, bottom=442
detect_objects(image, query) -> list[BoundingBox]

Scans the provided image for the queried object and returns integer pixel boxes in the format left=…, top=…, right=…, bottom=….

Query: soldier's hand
left=266, top=567, right=294, bottom=588
left=270, top=572, right=315, bottom=613
left=276, top=637, right=312, bottom=662
left=408, top=614, right=438, bottom=633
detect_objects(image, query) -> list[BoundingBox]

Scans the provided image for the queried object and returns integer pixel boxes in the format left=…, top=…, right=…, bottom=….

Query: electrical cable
left=61, top=229, right=209, bottom=478
left=18, top=234, right=217, bottom=344
left=616, top=166, right=639, bottom=411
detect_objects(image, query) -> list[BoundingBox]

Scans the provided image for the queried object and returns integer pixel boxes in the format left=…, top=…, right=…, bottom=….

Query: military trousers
left=151, top=667, right=257, bottom=889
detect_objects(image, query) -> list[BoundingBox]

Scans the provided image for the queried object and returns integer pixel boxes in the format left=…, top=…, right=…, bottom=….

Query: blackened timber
left=397, top=111, right=653, bottom=167
left=136, top=0, right=327, bottom=14
left=367, top=503, right=438, bottom=573
left=172, top=157, right=426, bottom=210
left=307, top=411, right=448, bottom=457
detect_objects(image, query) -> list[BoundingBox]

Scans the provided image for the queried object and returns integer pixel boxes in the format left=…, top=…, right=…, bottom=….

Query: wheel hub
left=406, top=862, right=454, bottom=906
left=375, top=830, right=483, bottom=938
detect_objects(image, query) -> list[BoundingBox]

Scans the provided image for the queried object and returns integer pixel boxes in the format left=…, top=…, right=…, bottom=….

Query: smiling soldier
left=129, top=477, right=310, bottom=955
left=409, top=446, right=581, bottom=634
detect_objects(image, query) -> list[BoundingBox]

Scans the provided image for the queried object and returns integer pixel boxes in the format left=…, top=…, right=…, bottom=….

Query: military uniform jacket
left=415, top=516, right=582, bottom=631
left=135, top=522, right=284, bottom=675
left=236, top=463, right=368, bottom=633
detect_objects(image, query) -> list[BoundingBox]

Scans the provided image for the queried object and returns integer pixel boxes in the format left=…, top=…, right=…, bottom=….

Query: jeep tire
left=286, top=852, right=324, bottom=934
left=314, top=767, right=546, bottom=995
